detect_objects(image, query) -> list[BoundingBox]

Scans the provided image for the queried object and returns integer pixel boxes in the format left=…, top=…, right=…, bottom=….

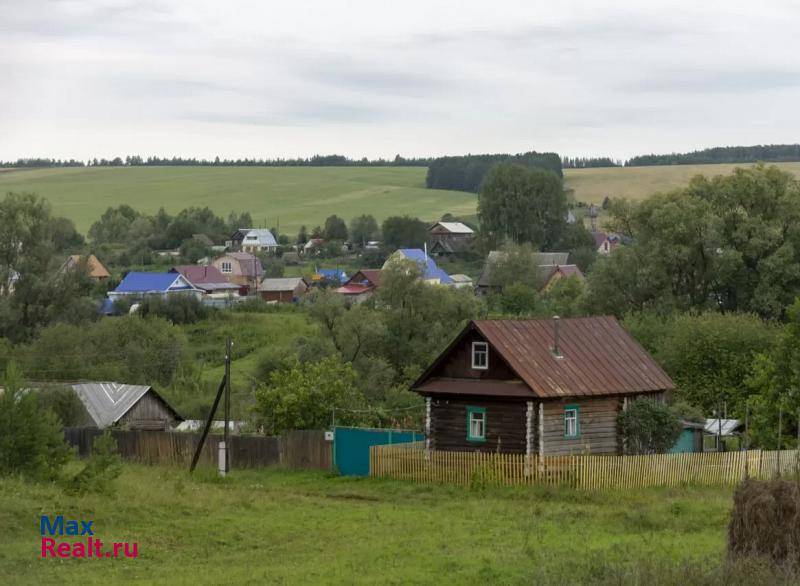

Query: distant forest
left=562, top=156, right=622, bottom=168
left=4, top=144, right=800, bottom=174
left=426, top=151, right=562, bottom=192
left=0, top=154, right=432, bottom=169
left=625, top=144, right=800, bottom=166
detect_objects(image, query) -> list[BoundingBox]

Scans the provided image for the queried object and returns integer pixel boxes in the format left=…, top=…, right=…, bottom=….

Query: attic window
left=471, top=342, right=488, bottom=370
left=221, top=262, right=232, bottom=274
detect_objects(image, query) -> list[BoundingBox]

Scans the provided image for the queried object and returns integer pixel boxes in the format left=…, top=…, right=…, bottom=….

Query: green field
left=4, top=163, right=800, bottom=237
left=0, top=166, right=476, bottom=235
left=563, top=161, right=800, bottom=204
left=3, top=464, right=786, bottom=585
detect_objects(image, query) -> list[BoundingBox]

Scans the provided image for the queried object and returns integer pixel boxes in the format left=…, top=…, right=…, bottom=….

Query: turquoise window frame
left=466, top=406, right=486, bottom=442
left=564, top=404, right=580, bottom=439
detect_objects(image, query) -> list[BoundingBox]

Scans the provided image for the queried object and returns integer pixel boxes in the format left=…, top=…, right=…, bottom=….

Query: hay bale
left=728, top=479, right=800, bottom=569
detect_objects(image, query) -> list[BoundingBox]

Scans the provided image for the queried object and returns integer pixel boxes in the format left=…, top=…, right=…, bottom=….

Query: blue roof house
left=108, top=272, right=204, bottom=301
left=384, top=249, right=453, bottom=285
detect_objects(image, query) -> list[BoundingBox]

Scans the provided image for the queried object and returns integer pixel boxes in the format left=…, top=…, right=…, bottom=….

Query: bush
left=0, top=362, right=72, bottom=481
left=65, top=431, right=122, bottom=495
left=617, top=397, right=682, bottom=454
left=137, top=295, right=211, bottom=324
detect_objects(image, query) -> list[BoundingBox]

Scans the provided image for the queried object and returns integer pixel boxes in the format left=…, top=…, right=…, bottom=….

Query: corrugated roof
left=171, top=265, right=229, bottom=285
left=71, top=382, right=181, bottom=428
left=432, top=221, right=474, bottom=234
left=392, top=249, right=453, bottom=284
left=704, top=419, right=743, bottom=436
left=113, top=272, right=198, bottom=293
left=242, top=229, right=278, bottom=247
left=477, top=251, right=570, bottom=288
left=220, top=253, right=264, bottom=277
left=415, top=317, right=674, bottom=399
left=260, top=277, right=305, bottom=292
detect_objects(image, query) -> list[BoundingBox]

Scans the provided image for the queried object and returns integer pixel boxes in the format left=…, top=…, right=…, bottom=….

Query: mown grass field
left=1, top=464, right=779, bottom=586
left=563, top=161, right=800, bottom=204
left=0, top=166, right=477, bottom=235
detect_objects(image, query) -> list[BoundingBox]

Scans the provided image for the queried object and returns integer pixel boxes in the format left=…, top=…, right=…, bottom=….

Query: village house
left=428, top=221, right=475, bottom=256
left=169, top=265, right=241, bottom=296
left=335, top=269, right=381, bottom=303
left=71, top=382, right=183, bottom=431
left=58, top=254, right=110, bottom=281
left=593, top=231, right=621, bottom=255
left=384, top=249, right=453, bottom=285
left=211, top=252, right=264, bottom=291
left=108, top=272, right=204, bottom=302
left=540, top=264, right=585, bottom=290
left=476, top=251, right=570, bottom=295
left=413, top=316, right=675, bottom=456
left=260, top=277, right=309, bottom=303
left=228, top=228, right=278, bottom=253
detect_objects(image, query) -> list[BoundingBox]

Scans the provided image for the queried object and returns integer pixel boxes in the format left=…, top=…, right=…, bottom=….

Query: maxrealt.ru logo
left=40, top=515, right=138, bottom=559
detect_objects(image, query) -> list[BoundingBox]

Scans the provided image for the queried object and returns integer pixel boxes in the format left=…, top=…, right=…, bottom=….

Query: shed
left=260, top=277, right=308, bottom=303
left=71, top=382, right=183, bottom=431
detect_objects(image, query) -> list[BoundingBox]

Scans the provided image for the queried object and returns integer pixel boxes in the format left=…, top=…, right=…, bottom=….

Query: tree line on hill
left=0, top=154, right=432, bottom=169
left=625, top=144, right=800, bottom=166
left=425, top=151, right=563, bottom=192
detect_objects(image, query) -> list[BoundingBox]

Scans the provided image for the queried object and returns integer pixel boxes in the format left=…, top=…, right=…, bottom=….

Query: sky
left=1, top=0, right=800, bottom=162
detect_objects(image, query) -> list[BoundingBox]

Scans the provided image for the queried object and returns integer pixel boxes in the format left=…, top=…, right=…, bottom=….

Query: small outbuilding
left=71, top=382, right=183, bottom=431
left=260, top=277, right=308, bottom=303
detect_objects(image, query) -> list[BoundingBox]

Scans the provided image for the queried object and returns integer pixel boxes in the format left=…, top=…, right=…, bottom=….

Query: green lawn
left=5, top=464, right=791, bottom=585
left=0, top=166, right=477, bottom=235
left=564, top=162, right=800, bottom=204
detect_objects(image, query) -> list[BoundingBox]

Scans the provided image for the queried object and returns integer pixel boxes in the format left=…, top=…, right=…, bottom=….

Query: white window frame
left=221, top=261, right=232, bottom=274
left=467, top=408, right=486, bottom=441
left=564, top=407, right=579, bottom=438
left=471, top=341, right=489, bottom=370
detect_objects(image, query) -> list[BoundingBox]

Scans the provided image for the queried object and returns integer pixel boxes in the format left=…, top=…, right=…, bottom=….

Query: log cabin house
left=413, top=316, right=674, bottom=456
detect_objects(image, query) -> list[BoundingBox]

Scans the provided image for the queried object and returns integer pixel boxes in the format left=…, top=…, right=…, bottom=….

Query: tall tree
left=349, top=214, right=379, bottom=247
left=381, top=215, right=428, bottom=250
left=478, top=163, right=567, bottom=249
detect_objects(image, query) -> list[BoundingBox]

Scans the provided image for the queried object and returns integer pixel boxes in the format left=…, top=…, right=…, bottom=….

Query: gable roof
left=170, top=266, right=239, bottom=292
left=113, top=272, right=199, bottom=294
left=219, top=252, right=264, bottom=277
left=61, top=254, right=110, bottom=279
left=242, top=229, right=278, bottom=247
left=344, top=269, right=381, bottom=287
left=431, top=221, right=474, bottom=234
left=260, top=277, right=306, bottom=292
left=414, top=317, right=674, bottom=399
left=477, top=251, right=570, bottom=288
left=392, top=249, right=453, bottom=284
left=71, top=382, right=182, bottom=428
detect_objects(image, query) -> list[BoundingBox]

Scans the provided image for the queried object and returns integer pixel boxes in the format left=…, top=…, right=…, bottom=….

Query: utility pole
left=223, top=336, right=232, bottom=475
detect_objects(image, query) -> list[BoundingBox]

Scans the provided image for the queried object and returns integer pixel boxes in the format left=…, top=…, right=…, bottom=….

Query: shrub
left=65, top=431, right=123, bottom=495
left=617, top=397, right=682, bottom=454
left=0, top=362, right=72, bottom=481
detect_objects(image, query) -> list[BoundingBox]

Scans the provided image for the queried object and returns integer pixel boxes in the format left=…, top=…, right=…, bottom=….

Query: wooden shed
left=413, top=317, right=675, bottom=456
left=71, top=382, right=182, bottom=431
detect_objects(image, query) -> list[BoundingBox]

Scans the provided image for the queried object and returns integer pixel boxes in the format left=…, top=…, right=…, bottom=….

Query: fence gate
left=334, top=426, right=424, bottom=476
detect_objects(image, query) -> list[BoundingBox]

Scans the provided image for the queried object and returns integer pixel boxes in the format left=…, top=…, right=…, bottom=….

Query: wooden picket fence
left=369, top=443, right=800, bottom=490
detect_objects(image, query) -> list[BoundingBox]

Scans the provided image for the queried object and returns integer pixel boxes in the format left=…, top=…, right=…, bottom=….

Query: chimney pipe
left=552, top=315, right=561, bottom=357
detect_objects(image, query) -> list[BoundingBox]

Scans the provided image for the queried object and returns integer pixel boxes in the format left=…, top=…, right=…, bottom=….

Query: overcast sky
left=2, top=0, right=799, bottom=161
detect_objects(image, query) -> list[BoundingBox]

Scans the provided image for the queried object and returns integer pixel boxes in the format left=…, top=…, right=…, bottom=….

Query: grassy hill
left=564, top=161, right=800, bottom=204
left=3, top=162, right=800, bottom=235
left=0, top=166, right=476, bottom=235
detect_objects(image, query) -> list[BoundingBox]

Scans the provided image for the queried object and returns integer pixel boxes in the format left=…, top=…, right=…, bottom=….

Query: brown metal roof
left=472, top=317, right=674, bottom=398
left=416, top=378, right=534, bottom=398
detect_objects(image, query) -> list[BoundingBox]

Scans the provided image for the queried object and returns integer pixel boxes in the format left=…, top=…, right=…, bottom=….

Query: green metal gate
left=334, top=426, right=424, bottom=476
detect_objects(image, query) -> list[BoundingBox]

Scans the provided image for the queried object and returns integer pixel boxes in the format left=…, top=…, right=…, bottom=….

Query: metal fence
left=64, top=428, right=331, bottom=471
left=369, top=443, right=800, bottom=490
